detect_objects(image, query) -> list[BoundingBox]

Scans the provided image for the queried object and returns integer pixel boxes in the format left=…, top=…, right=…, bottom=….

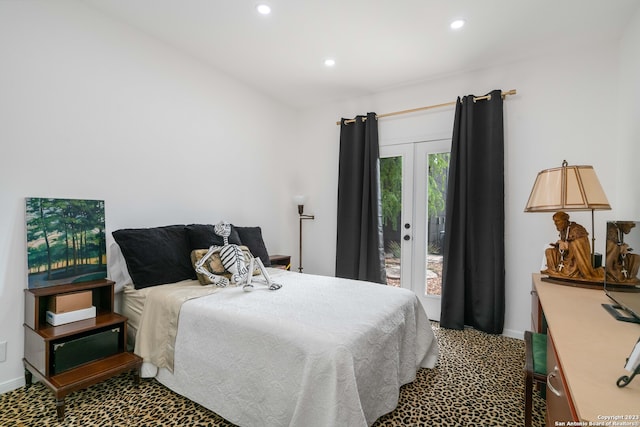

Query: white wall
left=296, top=40, right=635, bottom=338
left=618, top=7, right=640, bottom=217
left=0, top=1, right=297, bottom=391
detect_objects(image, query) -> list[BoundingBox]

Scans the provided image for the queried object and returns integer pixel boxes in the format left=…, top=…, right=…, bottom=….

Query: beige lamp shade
left=525, top=161, right=611, bottom=212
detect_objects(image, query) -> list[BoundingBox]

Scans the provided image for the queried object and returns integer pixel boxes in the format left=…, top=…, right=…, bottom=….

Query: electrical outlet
left=0, top=341, right=6, bottom=362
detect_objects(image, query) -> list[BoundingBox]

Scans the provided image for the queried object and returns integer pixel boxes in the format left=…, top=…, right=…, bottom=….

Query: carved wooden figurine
left=542, top=211, right=604, bottom=282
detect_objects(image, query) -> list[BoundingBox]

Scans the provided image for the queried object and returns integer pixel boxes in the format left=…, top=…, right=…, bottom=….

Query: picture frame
left=26, top=197, right=106, bottom=289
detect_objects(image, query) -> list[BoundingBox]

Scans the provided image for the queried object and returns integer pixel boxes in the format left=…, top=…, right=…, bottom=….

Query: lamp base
left=540, top=274, right=604, bottom=289
left=541, top=272, right=640, bottom=288
left=592, top=252, right=602, bottom=268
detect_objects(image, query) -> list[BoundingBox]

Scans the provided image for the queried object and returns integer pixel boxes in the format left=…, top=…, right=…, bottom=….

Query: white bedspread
left=151, top=269, right=438, bottom=427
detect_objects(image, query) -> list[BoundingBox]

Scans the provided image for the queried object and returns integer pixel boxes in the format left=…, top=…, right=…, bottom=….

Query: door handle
left=547, top=366, right=562, bottom=397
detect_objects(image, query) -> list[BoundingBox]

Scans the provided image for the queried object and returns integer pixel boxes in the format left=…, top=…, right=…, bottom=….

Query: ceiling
left=81, top=0, right=640, bottom=109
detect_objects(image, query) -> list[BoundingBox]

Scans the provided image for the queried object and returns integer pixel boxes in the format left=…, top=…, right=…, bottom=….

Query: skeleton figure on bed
left=194, top=221, right=282, bottom=291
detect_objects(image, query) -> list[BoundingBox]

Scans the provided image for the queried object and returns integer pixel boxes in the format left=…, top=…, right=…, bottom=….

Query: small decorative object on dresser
left=540, top=211, right=605, bottom=283
left=23, top=279, right=142, bottom=421
left=616, top=337, right=640, bottom=388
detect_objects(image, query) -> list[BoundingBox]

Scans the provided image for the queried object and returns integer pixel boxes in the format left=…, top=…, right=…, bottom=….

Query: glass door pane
left=413, top=140, right=450, bottom=321
left=381, top=155, right=402, bottom=287
left=380, top=144, right=414, bottom=290
left=425, top=152, right=449, bottom=297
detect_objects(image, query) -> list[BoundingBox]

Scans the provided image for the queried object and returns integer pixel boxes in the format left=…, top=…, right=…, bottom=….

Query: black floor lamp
left=293, top=195, right=315, bottom=273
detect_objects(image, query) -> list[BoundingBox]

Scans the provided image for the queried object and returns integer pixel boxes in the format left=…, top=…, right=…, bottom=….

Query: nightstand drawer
left=51, top=326, right=122, bottom=374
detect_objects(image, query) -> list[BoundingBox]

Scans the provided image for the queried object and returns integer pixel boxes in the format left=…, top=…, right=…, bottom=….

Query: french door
left=380, top=139, right=450, bottom=320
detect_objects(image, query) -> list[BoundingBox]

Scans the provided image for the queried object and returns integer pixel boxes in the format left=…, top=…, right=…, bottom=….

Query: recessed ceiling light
left=324, top=58, right=336, bottom=67
left=256, top=4, right=271, bottom=15
left=450, top=19, right=465, bottom=30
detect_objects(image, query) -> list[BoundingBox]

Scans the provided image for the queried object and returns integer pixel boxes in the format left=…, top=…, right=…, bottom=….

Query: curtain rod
left=336, top=89, right=517, bottom=125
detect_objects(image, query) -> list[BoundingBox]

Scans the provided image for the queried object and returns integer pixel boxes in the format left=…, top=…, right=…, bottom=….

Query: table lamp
left=525, top=160, right=611, bottom=267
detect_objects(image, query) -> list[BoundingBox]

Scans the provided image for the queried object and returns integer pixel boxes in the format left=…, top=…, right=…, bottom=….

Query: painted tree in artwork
left=26, top=198, right=106, bottom=287
left=26, top=198, right=55, bottom=279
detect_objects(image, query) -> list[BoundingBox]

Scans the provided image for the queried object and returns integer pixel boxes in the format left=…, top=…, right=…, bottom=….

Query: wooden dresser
left=532, top=274, right=640, bottom=425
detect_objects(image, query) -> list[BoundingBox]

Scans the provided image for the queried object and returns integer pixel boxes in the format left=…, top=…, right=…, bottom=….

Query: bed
left=110, top=224, right=439, bottom=427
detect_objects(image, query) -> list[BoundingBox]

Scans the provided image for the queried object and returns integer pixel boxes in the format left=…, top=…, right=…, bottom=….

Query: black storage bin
left=51, top=327, right=121, bottom=374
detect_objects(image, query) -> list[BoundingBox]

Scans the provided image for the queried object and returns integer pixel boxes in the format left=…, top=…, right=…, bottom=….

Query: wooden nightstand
left=269, top=255, right=291, bottom=270
left=23, top=279, right=142, bottom=421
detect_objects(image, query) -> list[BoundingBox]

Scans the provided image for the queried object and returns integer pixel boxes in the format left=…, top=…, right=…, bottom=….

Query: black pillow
left=185, top=224, right=242, bottom=250
left=234, top=226, right=271, bottom=266
left=112, top=225, right=196, bottom=289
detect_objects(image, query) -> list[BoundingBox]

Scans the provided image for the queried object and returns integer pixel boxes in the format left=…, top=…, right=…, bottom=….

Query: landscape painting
left=26, top=197, right=107, bottom=289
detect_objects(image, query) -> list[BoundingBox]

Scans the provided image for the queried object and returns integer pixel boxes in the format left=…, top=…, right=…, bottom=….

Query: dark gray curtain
left=440, top=89, right=505, bottom=334
left=336, top=113, right=386, bottom=284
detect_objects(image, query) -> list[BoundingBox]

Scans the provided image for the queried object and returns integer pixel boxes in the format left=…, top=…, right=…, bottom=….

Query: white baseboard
left=502, top=328, right=523, bottom=340
left=0, top=376, right=25, bottom=395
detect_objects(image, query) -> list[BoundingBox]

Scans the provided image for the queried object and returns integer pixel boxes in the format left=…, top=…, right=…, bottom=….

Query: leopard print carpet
left=0, top=323, right=545, bottom=426
left=373, top=324, right=546, bottom=427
